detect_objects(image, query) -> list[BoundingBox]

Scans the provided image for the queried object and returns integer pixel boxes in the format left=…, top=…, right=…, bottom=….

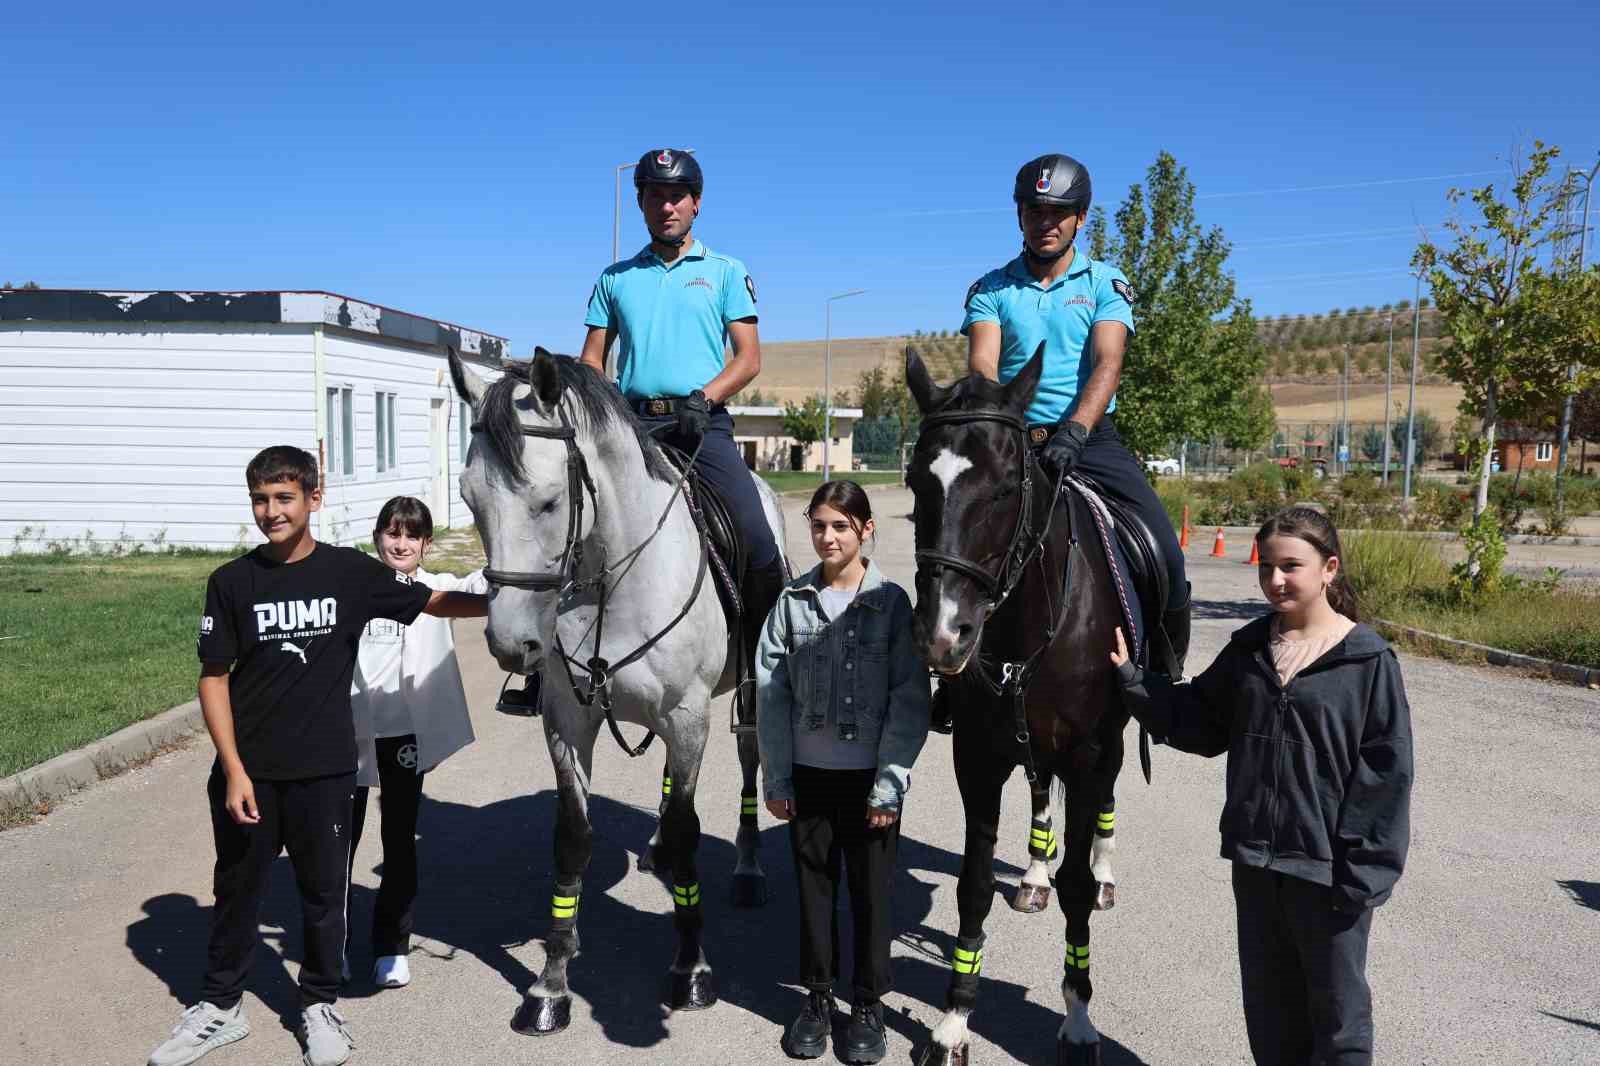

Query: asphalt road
left=2, top=487, right=1598, bottom=1065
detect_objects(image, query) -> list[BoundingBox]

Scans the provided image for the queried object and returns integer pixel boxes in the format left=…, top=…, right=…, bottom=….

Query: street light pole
left=1403, top=271, right=1424, bottom=500
left=1341, top=343, right=1350, bottom=477
left=822, top=289, right=868, bottom=480
left=1382, top=311, right=1395, bottom=483
left=1555, top=155, right=1599, bottom=515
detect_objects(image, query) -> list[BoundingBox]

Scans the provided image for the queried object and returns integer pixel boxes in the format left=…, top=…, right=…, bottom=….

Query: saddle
left=1062, top=476, right=1178, bottom=677
left=658, top=444, right=744, bottom=637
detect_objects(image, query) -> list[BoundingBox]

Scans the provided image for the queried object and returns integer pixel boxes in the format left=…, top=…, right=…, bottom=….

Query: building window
left=376, top=391, right=397, bottom=473
left=1536, top=442, right=1553, bottom=462
left=459, top=400, right=470, bottom=459
left=325, top=386, right=354, bottom=480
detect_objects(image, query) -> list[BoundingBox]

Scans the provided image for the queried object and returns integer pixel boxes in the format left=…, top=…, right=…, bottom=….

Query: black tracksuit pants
left=347, top=734, right=426, bottom=958
left=202, top=766, right=356, bottom=1009
left=1233, top=864, right=1376, bottom=1066
left=789, top=764, right=899, bottom=1004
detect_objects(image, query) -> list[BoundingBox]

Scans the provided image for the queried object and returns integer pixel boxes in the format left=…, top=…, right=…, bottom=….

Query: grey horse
left=449, top=348, right=785, bottom=1034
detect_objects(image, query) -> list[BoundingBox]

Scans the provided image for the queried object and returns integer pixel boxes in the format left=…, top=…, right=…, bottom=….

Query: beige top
left=1270, top=615, right=1357, bottom=686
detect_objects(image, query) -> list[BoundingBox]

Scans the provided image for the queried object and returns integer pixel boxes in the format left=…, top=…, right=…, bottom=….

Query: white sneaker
left=148, top=1001, right=250, bottom=1066
left=300, top=1003, right=354, bottom=1066
left=373, top=955, right=411, bottom=988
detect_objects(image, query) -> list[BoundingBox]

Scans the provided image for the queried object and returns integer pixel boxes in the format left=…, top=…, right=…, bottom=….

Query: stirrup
left=729, top=678, right=757, bottom=735
left=496, top=673, right=542, bottom=717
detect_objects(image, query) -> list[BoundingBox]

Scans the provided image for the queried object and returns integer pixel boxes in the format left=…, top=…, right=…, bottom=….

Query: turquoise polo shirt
left=960, top=250, right=1135, bottom=426
left=584, top=239, right=759, bottom=400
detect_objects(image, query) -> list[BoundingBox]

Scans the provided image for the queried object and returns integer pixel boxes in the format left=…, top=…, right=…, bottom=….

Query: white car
left=1144, top=456, right=1181, bottom=476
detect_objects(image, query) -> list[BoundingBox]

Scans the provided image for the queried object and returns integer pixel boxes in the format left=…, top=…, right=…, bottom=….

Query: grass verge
left=1344, top=531, right=1600, bottom=668
left=0, top=550, right=238, bottom=779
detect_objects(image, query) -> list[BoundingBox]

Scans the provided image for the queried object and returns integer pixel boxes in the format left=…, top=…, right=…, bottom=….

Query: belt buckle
left=647, top=399, right=670, bottom=416
left=1029, top=427, right=1049, bottom=446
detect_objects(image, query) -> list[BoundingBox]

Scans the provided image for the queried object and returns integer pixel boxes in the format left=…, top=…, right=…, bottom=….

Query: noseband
left=913, top=408, right=1042, bottom=614
left=473, top=407, right=598, bottom=595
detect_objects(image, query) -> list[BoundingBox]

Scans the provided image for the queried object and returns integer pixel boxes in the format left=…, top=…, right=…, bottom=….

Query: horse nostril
left=523, top=638, right=543, bottom=656
left=956, top=623, right=973, bottom=645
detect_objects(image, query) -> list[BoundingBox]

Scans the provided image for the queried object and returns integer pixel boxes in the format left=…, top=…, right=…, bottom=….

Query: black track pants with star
left=347, top=734, right=426, bottom=959
left=202, top=766, right=357, bottom=1009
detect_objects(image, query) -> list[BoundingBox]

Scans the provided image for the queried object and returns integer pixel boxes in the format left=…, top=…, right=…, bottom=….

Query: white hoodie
left=351, top=567, right=488, bottom=787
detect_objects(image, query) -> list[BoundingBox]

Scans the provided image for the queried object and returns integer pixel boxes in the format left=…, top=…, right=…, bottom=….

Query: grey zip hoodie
left=1119, top=614, right=1413, bottom=912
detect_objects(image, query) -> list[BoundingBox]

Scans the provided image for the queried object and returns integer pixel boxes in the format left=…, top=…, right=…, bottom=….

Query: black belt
left=633, top=396, right=728, bottom=417
left=1026, top=415, right=1114, bottom=447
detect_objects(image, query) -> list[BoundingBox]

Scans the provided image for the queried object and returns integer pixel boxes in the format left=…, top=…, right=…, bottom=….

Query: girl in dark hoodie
left=1110, top=506, right=1412, bottom=1066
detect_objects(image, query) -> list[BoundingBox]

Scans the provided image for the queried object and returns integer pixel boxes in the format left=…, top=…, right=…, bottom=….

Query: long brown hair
left=1256, top=506, right=1360, bottom=622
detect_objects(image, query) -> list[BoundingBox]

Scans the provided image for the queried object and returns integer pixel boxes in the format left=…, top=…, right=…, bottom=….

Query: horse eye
left=537, top=498, right=558, bottom=516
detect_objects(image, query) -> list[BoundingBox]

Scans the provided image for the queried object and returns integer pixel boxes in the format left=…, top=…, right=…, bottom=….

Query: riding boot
left=495, top=671, right=542, bottom=717
left=736, top=555, right=787, bottom=731
left=839, top=999, right=887, bottom=1064
left=929, top=678, right=955, bottom=735
left=782, top=989, right=834, bottom=1059
left=1160, top=584, right=1192, bottom=679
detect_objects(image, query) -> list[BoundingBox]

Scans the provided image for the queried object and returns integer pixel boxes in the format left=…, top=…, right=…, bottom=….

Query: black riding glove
left=677, top=389, right=711, bottom=441
left=1041, top=420, right=1090, bottom=479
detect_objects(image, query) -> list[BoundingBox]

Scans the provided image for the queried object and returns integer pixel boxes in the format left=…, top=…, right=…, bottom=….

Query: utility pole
left=822, top=289, right=867, bottom=480
left=1341, top=343, right=1350, bottom=476
left=1403, top=272, right=1424, bottom=500
left=1382, top=311, right=1395, bottom=483
left=1555, top=155, right=1599, bottom=515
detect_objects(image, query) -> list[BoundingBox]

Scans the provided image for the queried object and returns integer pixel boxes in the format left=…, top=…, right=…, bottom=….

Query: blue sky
left=5, top=1, right=1598, bottom=351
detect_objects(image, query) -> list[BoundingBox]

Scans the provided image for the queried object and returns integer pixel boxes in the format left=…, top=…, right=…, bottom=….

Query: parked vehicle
left=1275, top=455, right=1329, bottom=480
left=1144, top=456, right=1181, bottom=476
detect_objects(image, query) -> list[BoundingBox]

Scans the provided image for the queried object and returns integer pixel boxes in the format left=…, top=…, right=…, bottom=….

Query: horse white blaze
left=928, top=447, right=975, bottom=659
left=1058, top=982, right=1098, bottom=1046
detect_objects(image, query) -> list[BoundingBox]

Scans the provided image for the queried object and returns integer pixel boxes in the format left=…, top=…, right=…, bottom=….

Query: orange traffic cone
left=1245, top=540, right=1260, bottom=565
left=1179, top=505, right=1190, bottom=549
left=1210, top=528, right=1226, bottom=558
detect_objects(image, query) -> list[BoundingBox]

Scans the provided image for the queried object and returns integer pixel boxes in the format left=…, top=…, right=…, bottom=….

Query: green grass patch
left=1344, top=531, right=1600, bottom=668
left=757, top=470, right=903, bottom=495
left=0, top=550, right=242, bottom=778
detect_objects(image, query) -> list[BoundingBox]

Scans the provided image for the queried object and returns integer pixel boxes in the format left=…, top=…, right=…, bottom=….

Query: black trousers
left=348, top=734, right=426, bottom=958
left=1037, top=416, right=1189, bottom=607
left=1233, top=864, right=1376, bottom=1066
left=202, top=766, right=356, bottom=1009
left=641, top=407, right=779, bottom=569
left=789, top=764, right=899, bottom=1003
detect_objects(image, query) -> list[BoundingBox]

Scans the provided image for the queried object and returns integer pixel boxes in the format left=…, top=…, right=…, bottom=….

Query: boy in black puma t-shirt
left=147, top=446, right=487, bottom=1066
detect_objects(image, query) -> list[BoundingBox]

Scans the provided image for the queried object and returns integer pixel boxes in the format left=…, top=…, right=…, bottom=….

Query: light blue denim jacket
left=756, top=560, right=931, bottom=811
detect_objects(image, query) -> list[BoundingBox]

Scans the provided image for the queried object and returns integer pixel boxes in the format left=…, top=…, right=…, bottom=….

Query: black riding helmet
left=634, top=148, right=703, bottom=197
left=1013, top=153, right=1091, bottom=213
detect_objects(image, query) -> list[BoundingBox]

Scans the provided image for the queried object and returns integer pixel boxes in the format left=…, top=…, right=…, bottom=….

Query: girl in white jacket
left=347, top=496, right=486, bottom=989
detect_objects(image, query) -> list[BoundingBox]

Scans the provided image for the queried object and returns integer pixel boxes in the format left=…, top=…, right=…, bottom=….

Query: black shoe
left=737, top=557, right=787, bottom=730
left=782, top=989, right=833, bottom=1059
left=496, top=672, right=542, bottom=717
left=839, top=1000, right=887, bottom=1064
left=929, top=679, right=954, bottom=735
left=1160, top=586, right=1192, bottom=679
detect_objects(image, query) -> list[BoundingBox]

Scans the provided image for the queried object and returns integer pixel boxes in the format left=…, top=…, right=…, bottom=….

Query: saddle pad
left=1065, top=476, right=1146, bottom=668
left=659, top=446, right=742, bottom=628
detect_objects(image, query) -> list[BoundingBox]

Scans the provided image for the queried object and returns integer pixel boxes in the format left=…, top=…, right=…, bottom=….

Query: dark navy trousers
left=1035, top=416, right=1189, bottom=608
left=642, top=407, right=779, bottom=570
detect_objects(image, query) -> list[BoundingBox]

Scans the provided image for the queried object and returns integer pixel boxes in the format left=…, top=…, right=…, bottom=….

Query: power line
left=1196, top=169, right=1503, bottom=200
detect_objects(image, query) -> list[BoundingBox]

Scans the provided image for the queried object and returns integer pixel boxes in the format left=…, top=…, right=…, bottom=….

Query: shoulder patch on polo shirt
left=1112, top=278, right=1137, bottom=305
left=965, top=278, right=982, bottom=310
left=745, top=275, right=757, bottom=304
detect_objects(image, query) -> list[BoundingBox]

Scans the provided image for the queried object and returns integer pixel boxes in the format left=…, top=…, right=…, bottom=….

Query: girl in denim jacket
left=757, top=480, right=930, bottom=1064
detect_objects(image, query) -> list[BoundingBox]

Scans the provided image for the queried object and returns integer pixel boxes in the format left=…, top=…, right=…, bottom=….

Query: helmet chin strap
left=1022, top=241, right=1069, bottom=266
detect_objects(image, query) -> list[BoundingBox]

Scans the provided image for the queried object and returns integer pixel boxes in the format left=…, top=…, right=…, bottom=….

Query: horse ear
left=905, top=346, right=951, bottom=415
left=1001, top=340, right=1046, bottom=412
left=447, top=346, right=487, bottom=407
left=529, top=349, right=563, bottom=410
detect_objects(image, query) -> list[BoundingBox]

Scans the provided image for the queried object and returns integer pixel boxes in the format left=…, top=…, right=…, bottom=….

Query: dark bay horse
left=904, top=345, right=1132, bottom=1066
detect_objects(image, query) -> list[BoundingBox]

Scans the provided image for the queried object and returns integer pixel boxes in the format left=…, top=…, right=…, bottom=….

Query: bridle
left=913, top=408, right=1047, bottom=616
left=470, top=402, right=709, bottom=757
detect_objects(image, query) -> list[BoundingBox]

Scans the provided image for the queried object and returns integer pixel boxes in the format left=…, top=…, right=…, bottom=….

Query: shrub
left=1449, top=509, right=1508, bottom=606
left=1343, top=530, right=1450, bottom=615
left=1412, top=482, right=1472, bottom=531
left=1326, top=473, right=1403, bottom=530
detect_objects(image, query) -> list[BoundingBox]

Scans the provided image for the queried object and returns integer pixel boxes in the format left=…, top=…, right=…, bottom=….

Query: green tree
left=1093, top=151, right=1269, bottom=458
left=1392, top=409, right=1443, bottom=464
left=782, top=395, right=827, bottom=447
left=3, top=279, right=41, bottom=289
left=852, top=365, right=895, bottom=419
left=1414, top=142, right=1581, bottom=520
left=1359, top=425, right=1385, bottom=462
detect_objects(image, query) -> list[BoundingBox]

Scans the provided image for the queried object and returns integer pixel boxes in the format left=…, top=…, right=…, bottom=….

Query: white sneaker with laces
left=148, top=1001, right=250, bottom=1066
left=300, top=1003, right=354, bottom=1066
left=373, top=955, right=411, bottom=988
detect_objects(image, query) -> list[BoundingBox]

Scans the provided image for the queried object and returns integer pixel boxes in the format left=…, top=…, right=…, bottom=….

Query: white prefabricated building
left=0, top=290, right=506, bottom=554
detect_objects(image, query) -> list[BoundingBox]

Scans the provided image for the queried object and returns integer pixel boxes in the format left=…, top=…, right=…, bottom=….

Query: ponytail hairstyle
left=373, top=495, right=435, bottom=547
left=805, top=479, right=875, bottom=546
left=1255, top=506, right=1360, bottom=622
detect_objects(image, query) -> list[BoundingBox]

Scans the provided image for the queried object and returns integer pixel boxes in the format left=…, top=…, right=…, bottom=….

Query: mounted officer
left=938, top=153, right=1189, bottom=724
left=573, top=148, right=785, bottom=727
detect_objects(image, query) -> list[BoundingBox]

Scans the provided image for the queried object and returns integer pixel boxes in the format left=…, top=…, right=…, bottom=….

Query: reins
left=472, top=405, right=712, bottom=758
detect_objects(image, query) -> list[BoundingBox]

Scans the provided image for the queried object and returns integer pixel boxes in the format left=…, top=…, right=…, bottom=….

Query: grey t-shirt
left=793, top=582, right=876, bottom=771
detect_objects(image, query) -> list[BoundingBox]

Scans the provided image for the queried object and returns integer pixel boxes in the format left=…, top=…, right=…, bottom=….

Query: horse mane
left=477, top=357, right=675, bottom=483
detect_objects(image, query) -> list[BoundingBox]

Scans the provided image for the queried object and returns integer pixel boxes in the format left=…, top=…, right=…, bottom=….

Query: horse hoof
left=1093, top=882, right=1115, bottom=911
left=916, top=1042, right=969, bottom=1066
left=667, top=969, right=718, bottom=1010
left=730, top=873, right=768, bottom=908
left=511, top=993, right=571, bottom=1036
left=1011, top=883, right=1052, bottom=913
left=1056, top=1038, right=1101, bottom=1066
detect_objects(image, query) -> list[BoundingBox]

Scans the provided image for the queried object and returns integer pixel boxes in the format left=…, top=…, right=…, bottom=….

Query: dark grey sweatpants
left=1232, top=863, right=1376, bottom=1066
